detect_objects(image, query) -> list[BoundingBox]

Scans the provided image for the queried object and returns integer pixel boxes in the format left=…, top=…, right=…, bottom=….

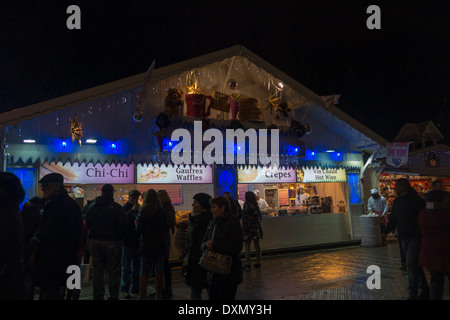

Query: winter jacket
left=32, top=188, right=83, bottom=288
left=78, top=221, right=88, bottom=260
left=383, top=188, right=426, bottom=239
left=242, top=202, right=263, bottom=241
left=122, top=201, right=140, bottom=248
left=0, top=205, right=25, bottom=299
left=184, top=209, right=212, bottom=289
left=85, top=196, right=127, bottom=241
left=136, top=207, right=168, bottom=256
left=201, top=215, right=243, bottom=287
left=19, top=203, right=40, bottom=272
left=419, top=192, right=450, bottom=273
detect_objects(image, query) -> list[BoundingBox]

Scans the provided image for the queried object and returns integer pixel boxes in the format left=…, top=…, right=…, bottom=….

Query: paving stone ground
left=43, top=240, right=449, bottom=301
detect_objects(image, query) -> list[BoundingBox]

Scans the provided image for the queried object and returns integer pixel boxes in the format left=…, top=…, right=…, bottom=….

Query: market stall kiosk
left=1, top=45, right=386, bottom=259
left=237, top=163, right=358, bottom=252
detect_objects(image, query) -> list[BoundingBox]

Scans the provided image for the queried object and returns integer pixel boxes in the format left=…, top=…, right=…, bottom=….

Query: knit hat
left=193, top=193, right=212, bottom=210
left=128, top=189, right=141, bottom=196
left=39, top=173, right=64, bottom=184
left=101, top=184, right=115, bottom=194
left=370, top=188, right=378, bottom=195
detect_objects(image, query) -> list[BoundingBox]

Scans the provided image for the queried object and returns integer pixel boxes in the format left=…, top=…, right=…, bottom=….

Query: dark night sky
left=1, top=0, right=449, bottom=143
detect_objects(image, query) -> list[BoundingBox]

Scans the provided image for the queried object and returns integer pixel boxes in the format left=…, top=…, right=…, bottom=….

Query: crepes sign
left=386, top=142, right=410, bottom=168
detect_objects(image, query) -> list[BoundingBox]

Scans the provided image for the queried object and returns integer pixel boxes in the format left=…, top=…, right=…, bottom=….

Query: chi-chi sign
left=170, top=121, right=280, bottom=166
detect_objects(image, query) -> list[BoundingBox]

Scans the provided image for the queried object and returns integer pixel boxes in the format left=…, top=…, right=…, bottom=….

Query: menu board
left=298, top=167, right=347, bottom=183
left=39, top=161, right=135, bottom=184
left=237, top=184, right=250, bottom=202
left=137, top=164, right=213, bottom=184
left=278, top=189, right=290, bottom=206
left=137, top=184, right=183, bottom=205
left=237, top=166, right=296, bottom=184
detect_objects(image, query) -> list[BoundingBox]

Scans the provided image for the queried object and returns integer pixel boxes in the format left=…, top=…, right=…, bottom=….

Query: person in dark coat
left=382, top=178, right=429, bottom=300
left=85, top=184, right=127, bottom=300
left=120, top=189, right=141, bottom=298
left=419, top=189, right=450, bottom=300
left=158, top=189, right=176, bottom=299
left=184, top=193, right=213, bottom=300
left=31, top=173, right=83, bottom=300
left=0, top=172, right=26, bottom=300
left=136, top=189, right=167, bottom=300
left=242, top=191, right=263, bottom=270
left=201, top=196, right=243, bottom=300
left=224, top=192, right=242, bottom=220
left=20, top=196, right=42, bottom=300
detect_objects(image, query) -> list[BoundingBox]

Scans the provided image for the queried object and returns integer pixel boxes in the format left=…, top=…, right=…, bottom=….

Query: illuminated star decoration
left=185, top=80, right=203, bottom=95
left=69, top=115, right=84, bottom=146
left=266, top=93, right=281, bottom=111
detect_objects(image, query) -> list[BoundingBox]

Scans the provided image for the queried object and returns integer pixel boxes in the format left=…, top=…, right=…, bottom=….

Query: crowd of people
left=0, top=172, right=264, bottom=300
left=380, top=179, right=450, bottom=300
left=2, top=170, right=448, bottom=300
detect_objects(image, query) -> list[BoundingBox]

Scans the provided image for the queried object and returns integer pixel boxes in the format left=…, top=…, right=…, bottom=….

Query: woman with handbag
left=136, top=189, right=168, bottom=300
left=201, top=196, right=243, bottom=300
left=184, top=193, right=213, bottom=300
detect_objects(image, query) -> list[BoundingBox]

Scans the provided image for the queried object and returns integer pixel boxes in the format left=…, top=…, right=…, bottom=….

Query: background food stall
left=236, top=163, right=359, bottom=251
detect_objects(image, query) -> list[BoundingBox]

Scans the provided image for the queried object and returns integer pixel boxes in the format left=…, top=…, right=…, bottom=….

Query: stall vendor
left=254, top=190, right=270, bottom=214
left=367, top=188, right=388, bottom=231
left=295, top=186, right=310, bottom=206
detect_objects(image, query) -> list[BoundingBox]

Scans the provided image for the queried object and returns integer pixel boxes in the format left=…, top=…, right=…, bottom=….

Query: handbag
left=199, top=225, right=232, bottom=275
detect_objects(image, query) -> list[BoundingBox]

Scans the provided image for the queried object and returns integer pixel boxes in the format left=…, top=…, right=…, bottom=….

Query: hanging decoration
left=229, top=93, right=240, bottom=120
left=290, top=118, right=307, bottom=138
left=238, top=97, right=263, bottom=122
left=133, top=60, right=156, bottom=122
left=163, top=88, right=184, bottom=118
left=185, top=80, right=203, bottom=95
left=69, top=114, right=84, bottom=146
left=319, top=94, right=341, bottom=109
left=212, top=91, right=231, bottom=113
left=155, top=112, right=170, bottom=131
left=227, top=79, right=238, bottom=90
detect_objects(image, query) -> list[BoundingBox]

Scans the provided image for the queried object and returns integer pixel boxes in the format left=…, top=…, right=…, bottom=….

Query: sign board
left=298, top=167, right=347, bottom=183
left=237, top=166, right=296, bottom=184
left=40, top=161, right=134, bottom=184
left=278, top=189, right=290, bottom=206
left=137, top=164, right=213, bottom=184
left=386, top=142, right=410, bottom=168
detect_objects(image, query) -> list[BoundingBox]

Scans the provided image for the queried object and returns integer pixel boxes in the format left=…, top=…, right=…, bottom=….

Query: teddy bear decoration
left=163, top=88, right=184, bottom=118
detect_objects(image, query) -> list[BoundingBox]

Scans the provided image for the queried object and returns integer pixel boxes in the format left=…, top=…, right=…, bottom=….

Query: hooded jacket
left=86, top=195, right=127, bottom=241
left=383, top=188, right=426, bottom=239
